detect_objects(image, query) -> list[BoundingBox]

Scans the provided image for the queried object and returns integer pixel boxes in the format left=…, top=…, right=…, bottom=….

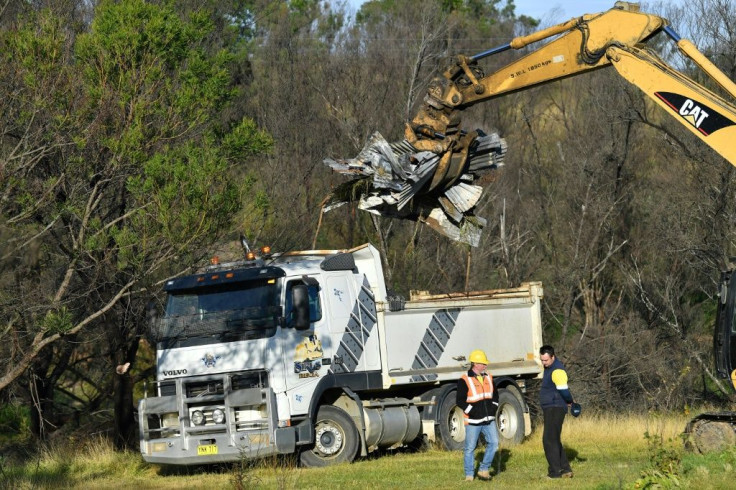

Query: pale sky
left=513, top=1, right=627, bottom=22
left=345, top=1, right=637, bottom=22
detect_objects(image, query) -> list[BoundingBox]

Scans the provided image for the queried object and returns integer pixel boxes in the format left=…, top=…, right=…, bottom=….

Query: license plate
left=197, top=444, right=218, bottom=456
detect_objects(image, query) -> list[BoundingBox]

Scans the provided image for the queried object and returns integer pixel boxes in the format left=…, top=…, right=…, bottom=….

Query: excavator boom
left=408, top=1, right=736, bottom=169
left=325, top=2, right=736, bottom=246
left=608, top=43, right=736, bottom=163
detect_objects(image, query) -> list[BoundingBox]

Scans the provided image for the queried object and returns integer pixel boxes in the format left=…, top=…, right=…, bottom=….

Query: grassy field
left=2, top=412, right=735, bottom=489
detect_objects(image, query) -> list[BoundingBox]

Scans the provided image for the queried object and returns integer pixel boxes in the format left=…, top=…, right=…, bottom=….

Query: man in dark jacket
left=457, top=349, right=499, bottom=481
left=539, top=344, right=575, bottom=479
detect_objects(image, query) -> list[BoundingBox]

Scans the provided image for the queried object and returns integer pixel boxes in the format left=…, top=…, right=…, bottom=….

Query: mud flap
left=274, top=427, right=296, bottom=453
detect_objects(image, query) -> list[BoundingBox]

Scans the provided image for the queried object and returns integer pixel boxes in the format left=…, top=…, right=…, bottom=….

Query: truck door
left=714, top=269, right=736, bottom=392
left=282, top=278, right=330, bottom=414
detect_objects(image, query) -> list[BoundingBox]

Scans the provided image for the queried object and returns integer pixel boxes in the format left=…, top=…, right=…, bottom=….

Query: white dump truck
left=138, top=243, right=544, bottom=466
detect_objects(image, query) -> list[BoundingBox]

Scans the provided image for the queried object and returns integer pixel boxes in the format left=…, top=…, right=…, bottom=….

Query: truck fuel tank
left=362, top=398, right=422, bottom=450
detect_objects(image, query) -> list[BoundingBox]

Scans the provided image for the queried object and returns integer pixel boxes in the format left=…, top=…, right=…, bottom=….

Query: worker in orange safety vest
left=456, top=349, right=499, bottom=482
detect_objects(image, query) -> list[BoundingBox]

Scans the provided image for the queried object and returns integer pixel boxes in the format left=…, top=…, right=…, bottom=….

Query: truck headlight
left=212, top=408, right=225, bottom=424
left=191, top=410, right=205, bottom=426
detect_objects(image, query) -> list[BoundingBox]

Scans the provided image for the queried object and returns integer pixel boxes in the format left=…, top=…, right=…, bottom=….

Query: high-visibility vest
left=460, top=372, right=495, bottom=424
left=461, top=372, right=494, bottom=402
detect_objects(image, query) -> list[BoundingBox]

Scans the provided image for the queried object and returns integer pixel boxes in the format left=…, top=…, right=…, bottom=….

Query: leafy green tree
left=0, top=0, right=271, bottom=444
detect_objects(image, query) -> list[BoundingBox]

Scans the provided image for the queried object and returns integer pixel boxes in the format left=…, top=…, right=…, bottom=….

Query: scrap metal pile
left=323, top=130, right=506, bottom=246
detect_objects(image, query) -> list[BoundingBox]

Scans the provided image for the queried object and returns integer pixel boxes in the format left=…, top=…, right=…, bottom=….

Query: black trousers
left=542, top=406, right=571, bottom=477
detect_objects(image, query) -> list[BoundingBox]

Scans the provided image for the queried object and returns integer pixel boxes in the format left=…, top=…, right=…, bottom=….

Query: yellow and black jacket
left=540, top=358, right=574, bottom=409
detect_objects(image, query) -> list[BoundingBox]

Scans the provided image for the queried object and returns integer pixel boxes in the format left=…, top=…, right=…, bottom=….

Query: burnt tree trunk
left=113, top=338, right=140, bottom=449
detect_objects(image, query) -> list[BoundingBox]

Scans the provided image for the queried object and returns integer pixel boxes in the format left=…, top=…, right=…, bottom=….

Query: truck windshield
left=153, top=280, right=281, bottom=347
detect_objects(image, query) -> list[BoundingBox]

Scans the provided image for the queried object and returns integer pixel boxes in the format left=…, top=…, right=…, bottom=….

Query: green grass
left=2, top=413, right=735, bottom=489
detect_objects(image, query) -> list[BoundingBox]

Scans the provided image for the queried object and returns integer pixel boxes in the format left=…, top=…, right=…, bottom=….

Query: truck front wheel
left=437, top=391, right=465, bottom=451
left=299, top=405, right=359, bottom=467
left=496, top=388, right=525, bottom=445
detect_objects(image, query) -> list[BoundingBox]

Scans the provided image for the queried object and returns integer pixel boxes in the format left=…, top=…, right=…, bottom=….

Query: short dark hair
left=539, top=345, right=555, bottom=357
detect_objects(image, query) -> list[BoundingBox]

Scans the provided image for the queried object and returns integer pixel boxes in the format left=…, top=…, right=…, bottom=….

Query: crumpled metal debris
left=323, top=130, right=506, bottom=246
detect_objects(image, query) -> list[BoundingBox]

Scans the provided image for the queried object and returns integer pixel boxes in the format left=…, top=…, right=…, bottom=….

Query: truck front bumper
left=138, top=372, right=301, bottom=465
left=141, top=428, right=278, bottom=465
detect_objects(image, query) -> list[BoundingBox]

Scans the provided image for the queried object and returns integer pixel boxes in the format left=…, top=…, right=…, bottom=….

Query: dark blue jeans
left=542, top=406, right=571, bottom=477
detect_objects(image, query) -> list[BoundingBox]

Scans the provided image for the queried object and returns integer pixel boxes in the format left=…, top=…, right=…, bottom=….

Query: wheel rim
left=448, top=406, right=466, bottom=442
left=498, top=402, right=518, bottom=439
left=315, top=422, right=344, bottom=456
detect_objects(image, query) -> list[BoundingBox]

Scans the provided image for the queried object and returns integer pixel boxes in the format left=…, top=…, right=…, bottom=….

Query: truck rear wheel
left=497, top=388, right=525, bottom=445
left=299, top=405, right=359, bottom=467
left=437, top=391, right=465, bottom=451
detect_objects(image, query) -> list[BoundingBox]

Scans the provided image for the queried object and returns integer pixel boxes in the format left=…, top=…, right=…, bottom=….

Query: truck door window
left=285, top=280, right=322, bottom=327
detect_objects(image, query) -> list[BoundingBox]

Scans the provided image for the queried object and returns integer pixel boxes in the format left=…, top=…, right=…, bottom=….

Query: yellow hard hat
left=469, top=349, right=489, bottom=365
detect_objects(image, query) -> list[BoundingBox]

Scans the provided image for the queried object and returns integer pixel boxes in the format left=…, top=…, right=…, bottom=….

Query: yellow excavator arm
left=324, top=2, right=736, bottom=245
left=408, top=1, right=736, bottom=187
left=607, top=42, right=736, bottom=163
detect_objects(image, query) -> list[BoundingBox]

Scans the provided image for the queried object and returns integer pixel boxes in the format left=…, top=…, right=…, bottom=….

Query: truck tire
left=437, top=391, right=465, bottom=451
left=496, top=388, right=525, bottom=445
left=688, top=419, right=736, bottom=454
left=299, top=405, right=360, bottom=467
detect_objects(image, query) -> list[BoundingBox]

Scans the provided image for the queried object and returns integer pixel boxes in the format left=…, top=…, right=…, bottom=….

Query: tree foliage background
left=1, top=0, right=735, bottom=451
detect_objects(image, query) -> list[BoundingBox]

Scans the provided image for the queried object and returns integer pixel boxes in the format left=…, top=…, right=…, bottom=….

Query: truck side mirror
left=292, top=284, right=311, bottom=330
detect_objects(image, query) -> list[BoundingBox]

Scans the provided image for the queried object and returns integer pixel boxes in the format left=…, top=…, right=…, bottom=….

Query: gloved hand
left=570, top=402, right=582, bottom=417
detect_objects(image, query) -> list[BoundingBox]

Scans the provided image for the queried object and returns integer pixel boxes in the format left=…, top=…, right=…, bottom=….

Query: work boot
left=465, top=475, right=474, bottom=481
left=477, top=470, right=491, bottom=480
left=561, top=471, right=574, bottom=478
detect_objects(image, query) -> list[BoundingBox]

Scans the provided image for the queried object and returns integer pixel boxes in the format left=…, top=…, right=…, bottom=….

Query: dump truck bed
left=379, top=283, right=544, bottom=388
